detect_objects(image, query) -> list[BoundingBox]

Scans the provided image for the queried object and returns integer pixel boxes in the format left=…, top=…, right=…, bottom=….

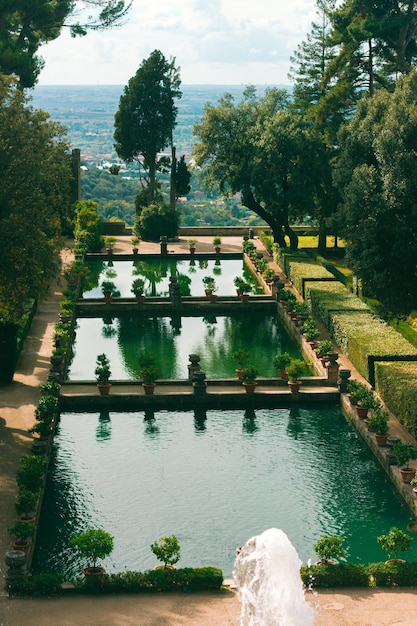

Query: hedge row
left=15, top=562, right=417, bottom=595
left=287, top=262, right=337, bottom=299
left=376, top=362, right=417, bottom=439
left=12, top=567, right=224, bottom=596
left=275, top=248, right=417, bottom=431
left=301, top=561, right=417, bottom=589
left=305, top=281, right=369, bottom=330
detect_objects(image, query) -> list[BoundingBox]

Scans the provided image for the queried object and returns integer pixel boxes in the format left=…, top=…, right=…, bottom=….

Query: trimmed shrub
left=135, top=202, right=180, bottom=241
left=300, top=563, right=369, bottom=588
left=376, top=362, right=417, bottom=437
left=367, top=561, right=417, bottom=587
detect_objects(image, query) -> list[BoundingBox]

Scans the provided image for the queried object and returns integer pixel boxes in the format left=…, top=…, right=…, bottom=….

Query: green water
left=83, top=258, right=260, bottom=298
left=69, top=313, right=300, bottom=380
left=32, top=407, right=417, bottom=579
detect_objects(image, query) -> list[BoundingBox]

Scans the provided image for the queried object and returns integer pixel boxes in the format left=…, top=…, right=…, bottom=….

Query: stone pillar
left=272, top=275, right=285, bottom=300
left=338, top=368, right=351, bottom=393
left=193, top=370, right=207, bottom=398
left=160, top=236, right=168, bottom=255
left=170, top=280, right=182, bottom=307
left=326, top=351, right=339, bottom=385
left=188, top=353, right=201, bottom=381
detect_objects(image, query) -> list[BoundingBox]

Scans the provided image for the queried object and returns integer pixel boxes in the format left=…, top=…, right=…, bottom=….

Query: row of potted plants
left=242, top=240, right=276, bottom=286
left=95, top=351, right=160, bottom=396
left=232, top=349, right=307, bottom=393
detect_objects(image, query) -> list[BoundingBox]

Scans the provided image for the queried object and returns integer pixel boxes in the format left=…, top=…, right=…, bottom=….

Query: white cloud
left=37, top=0, right=317, bottom=85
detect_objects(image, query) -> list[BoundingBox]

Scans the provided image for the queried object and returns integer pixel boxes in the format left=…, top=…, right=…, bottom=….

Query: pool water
left=69, top=313, right=300, bottom=380
left=83, top=258, right=260, bottom=298
left=32, top=407, right=417, bottom=579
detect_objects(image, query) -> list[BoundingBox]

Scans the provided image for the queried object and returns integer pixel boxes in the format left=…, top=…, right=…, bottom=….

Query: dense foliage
left=0, top=0, right=132, bottom=87
left=0, top=77, right=73, bottom=324
left=114, top=50, right=182, bottom=204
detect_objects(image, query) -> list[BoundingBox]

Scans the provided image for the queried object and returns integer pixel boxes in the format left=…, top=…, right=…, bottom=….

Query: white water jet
left=233, top=528, right=315, bottom=626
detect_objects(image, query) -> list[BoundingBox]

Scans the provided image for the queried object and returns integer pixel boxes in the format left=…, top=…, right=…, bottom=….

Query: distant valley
left=31, top=84, right=285, bottom=163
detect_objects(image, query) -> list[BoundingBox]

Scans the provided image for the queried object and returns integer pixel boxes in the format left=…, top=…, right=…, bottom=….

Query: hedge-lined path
left=1, top=236, right=417, bottom=625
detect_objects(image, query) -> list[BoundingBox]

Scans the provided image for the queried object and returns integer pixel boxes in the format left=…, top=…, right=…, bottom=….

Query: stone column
left=193, top=370, right=207, bottom=398
left=188, top=353, right=201, bottom=381
left=326, top=351, right=340, bottom=385
left=160, top=236, right=168, bottom=255
left=338, top=368, right=351, bottom=393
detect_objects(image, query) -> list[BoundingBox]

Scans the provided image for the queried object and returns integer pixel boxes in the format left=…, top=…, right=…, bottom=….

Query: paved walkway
left=2, top=235, right=417, bottom=625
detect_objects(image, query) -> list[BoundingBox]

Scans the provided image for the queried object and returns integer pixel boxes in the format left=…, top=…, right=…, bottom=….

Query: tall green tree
left=334, top=70, right=417, bottom=312
left=114, top=50, right=182, bottom=205
left=193, top=87, right=328, bottom=248
left=0, top=0, right=132, bottom=87
left=0, top=76, right=73, bottom=320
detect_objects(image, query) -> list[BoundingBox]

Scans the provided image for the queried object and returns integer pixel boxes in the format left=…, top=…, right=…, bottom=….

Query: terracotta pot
left=236, top=369, right=243, bottom=380
left=243, top=382, right=256, bottom=393
left=135, top=295, right=145, bottom=303
left=240, top=294, right=250, bottom=302
left=288, top=381, right=301, bottom=393
left=279, top=369, right=289, bottom=380
left=208, top=294, right=218, bottom=303
left=143, top=382, right=156, bottom=395
left=356, top=406, right=369, bottom=419
left=375, top=433, right=388, bottom=446
left=97, top=383, right=111, bottom=395
left=83, top=566, right=105, bottom=577
left=400, top=467, right=416, bottom=483
left=12, top=540, right=30, bottom=554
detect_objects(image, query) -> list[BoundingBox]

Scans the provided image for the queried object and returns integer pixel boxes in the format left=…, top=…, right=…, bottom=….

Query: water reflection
left=243, top=407, right=259, bottom=434
left=287, top=407, right=303, bottom=439
left=194, top=407, right=207, bottom=432
left=144, top=410, right=159, bottom=437
left=96, top=410, right=112, bottom=441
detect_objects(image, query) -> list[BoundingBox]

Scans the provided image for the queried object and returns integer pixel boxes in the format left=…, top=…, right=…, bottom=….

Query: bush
left=74, top=200, right=103, bottom=252
left=11, top=573, right=64, bottom=596
left=367, top=561, right=417, bottom=587
left=300, top=563, right=369, bottom=588
left=135, top=202, right=180, bottom=241
left=71, top=567, right=224, bottom=595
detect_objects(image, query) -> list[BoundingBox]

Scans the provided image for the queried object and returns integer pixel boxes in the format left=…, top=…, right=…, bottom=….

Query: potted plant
left=95, top=353, right=111, bottom=395
left=241, top=365, right=258, bottom=393
left=352, top=385, right=380, bottom=418
left=370, top=409, right=390, bottom=445
left=234, top=276, right=246, bottom=295
left=150, top=535, right=181, bottom=569
left=188, top=239, right=197, bottom=254
left=131, top=236, right=140, bottom=254
left=316, top=340, right=333, bottom=363
left=232, top=349, right=250, bottom=379
left=262, top=267, right=275, bottom=284
left=15, top=489, right=38, bottom=522
left=393, top=442, right=417, bottom=483
left=131, top=277, right=146, bottom=302
left=294, top=301, right=310, bottom=321
left=16, top=455, right=46, bottom=492
left=302, top=319, right=320, bottom=345
left=212, top=236, right=221, bottom=253
left=103, top=235, right=116, bottom=253
left=101, top=280, right=120, bottom=303
left=202, top=275, right=216, bottom=295
left=70, top=528, right=114, bottom=576
left=8, top=520, right=35, bottom=553
left=286, top=358, right=305, bottom=393
left=141, top=364, right=159, bottom=395
left=313, top=535, right=346, bottom=565
left=273, top=352, right=292, bottom=380
left=377, top=527, right=412, bottom=563
left=239, top=281, right=252, bottom=302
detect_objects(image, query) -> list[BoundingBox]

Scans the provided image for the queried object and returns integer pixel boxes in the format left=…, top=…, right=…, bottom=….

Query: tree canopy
left=0, top=0, right=132, bottom=87
left=114, top=50, right=182, bottom=204
left=0, top=76, right=73, bottom=323
left=334, top=70, right=417, bottom=312
left=193, top=86, right=331, bottom=248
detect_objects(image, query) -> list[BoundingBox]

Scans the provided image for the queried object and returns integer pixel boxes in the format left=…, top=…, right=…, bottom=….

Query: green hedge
left=300, top=563, right=369, bottom=588
left=305, top=282, right=369, bottom=330
left=330, top=312, right=417, bottom=384
left=72, top=567, right=224, bottom=595
left=376, top=362, right=417, bottom=438
left=301, top=562, right=417, bottom=589
left=287, top=262, right=337, bottom=298
left=272, top=245, right=310, bottom=278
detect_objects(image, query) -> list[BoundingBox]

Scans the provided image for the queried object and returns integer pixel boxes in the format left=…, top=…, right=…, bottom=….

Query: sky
left=37, top=0, right=318, bottom=86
